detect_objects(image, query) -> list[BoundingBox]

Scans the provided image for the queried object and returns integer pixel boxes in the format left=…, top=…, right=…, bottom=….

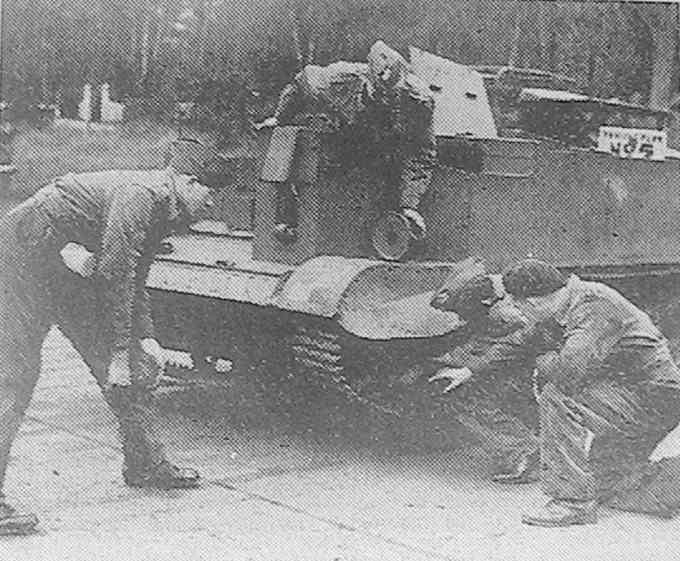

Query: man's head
left=173, top=174, right=214, bottom=222
left=431, top=272, right=527, bottom=331
left=502, top=259, right=569, bottom=324
left=431, top=274, right=498, bottom=318
left=367, top=41, right=408, bottom=93
left=166, top=138, right=215, bottom=221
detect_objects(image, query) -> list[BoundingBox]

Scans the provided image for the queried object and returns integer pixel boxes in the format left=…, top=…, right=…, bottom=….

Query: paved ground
left=1, top=330, right=680, bottom=560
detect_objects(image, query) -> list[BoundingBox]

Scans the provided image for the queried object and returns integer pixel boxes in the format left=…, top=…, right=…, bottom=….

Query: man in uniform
left=0, top=138, right=213, bottom=535
left=258, top=41, right=436, bottom=251
left=502, top=259, right=680, bottom=527
left=430, top=273, right=558, bottom=482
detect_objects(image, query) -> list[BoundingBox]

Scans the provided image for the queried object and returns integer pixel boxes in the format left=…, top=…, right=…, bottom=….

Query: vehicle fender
left=274, top=256, right=483, bottom=339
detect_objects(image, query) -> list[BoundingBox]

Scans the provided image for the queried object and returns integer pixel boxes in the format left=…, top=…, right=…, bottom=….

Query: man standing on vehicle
left=0, top=138, right=213, bottom=535
left=502, top=259, right=680, bottom=527
left=257, top=41, right=436, bottom=254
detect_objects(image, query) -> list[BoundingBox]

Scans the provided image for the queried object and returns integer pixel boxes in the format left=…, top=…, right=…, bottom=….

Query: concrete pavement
left=1, top=329, right=680, bottom=561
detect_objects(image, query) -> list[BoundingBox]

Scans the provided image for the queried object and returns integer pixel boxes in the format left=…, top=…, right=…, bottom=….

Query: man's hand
left=401, top=208, right=426, bottom=239
left=254, top=116, right=278, bottom=130
left=106, top=350, right=132, bottom=388
left=141, top=338, right=166, bottom=369
left=428, top=366, right=473, bottom=393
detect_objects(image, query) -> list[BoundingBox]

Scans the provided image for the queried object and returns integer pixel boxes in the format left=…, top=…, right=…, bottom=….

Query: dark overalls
left=536, top=277, right=680, bottom=515
left=0, top=170, right=184, bottom=494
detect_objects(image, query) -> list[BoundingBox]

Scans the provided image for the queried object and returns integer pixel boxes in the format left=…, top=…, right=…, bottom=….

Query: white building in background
left=101, top=84, right=124, bottom=122
left=76, top=83, right=125, bottom=123
left=77, top=84, right=92, bottom=121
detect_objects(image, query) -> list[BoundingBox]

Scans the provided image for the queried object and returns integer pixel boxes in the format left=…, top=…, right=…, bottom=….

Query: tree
left=1, top=0, right=677, bottom=129
left=633, top=2, right=679, bottom=110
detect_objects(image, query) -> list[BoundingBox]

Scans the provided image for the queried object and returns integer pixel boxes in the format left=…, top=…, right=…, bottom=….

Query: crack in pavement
left=23, top=414, right=460, bottom=561
left=24, top=414, right=122, bottom=453
left=208, top=479, right=459, bottom=561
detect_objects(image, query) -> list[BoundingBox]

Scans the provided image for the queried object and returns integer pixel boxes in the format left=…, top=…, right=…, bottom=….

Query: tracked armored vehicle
left=149, top=50, right=680, bottom=436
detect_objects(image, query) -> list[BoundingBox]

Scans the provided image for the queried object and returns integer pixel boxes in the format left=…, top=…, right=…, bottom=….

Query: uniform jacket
left=538, top=275, right=680, bottom=391
left=6, top=169, right=190, bottom=352
left=274, top=62, right=370, bottom=127
left=273, top=60, right=436, bottom=209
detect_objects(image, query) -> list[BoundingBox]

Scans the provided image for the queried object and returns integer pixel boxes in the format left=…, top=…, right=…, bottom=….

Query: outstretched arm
left=97, top=187, right=160, bottom=383
left=429, top=322, right=557, bottom=393
left=256, top=74, right=306, bottom=129
left=435, top=323, right=548, bottom=374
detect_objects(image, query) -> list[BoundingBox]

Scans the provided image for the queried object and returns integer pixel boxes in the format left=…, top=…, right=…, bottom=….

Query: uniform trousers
left=539, top=376, right=680, bottom=515
left=0, top=204, right=165, bottom=496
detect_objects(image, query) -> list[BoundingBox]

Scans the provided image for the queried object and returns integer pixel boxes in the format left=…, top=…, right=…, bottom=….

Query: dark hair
left=502, top=259, right=567, bottom=298
left=448, top=275, right=498, bottom=322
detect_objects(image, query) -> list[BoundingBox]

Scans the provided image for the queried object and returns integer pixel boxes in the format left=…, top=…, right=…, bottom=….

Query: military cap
left=502, top=259, right=568, bottom=298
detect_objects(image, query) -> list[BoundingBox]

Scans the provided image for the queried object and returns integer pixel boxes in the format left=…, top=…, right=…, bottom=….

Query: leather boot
left=124, top=461, right=201, bottom=489
left=522, top=499, right=598, bottom=527
left=0, top=502, right=39, bottom=535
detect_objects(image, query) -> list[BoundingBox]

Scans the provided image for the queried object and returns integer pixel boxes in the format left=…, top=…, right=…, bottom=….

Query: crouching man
left=430, top=273, right=560, bottom=483
left=0, top=139, right=213, bottom=535
left=502, top=259, right=680, bottom=527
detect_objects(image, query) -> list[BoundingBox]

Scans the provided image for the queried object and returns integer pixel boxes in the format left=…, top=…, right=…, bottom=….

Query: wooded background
left=3, top=0, right=678, bottom=140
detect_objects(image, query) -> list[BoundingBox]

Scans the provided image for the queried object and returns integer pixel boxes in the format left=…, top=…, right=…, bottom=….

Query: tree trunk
left=507, top=0, right=522, bottom=67
left=536, top=2, right=552, bottom=71
left=638, top=3, right=679, bottom=111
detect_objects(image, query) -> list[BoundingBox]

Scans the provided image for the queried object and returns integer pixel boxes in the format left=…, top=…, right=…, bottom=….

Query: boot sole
left=124, top=476, right=201, bottom=490
left=492, top=474, right=540, bottom=485
left=521, top=513, right=598, bottom=527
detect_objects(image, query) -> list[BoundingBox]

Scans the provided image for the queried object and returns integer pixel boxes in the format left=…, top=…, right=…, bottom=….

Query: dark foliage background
left=2, top=0, right=677, bottom=142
